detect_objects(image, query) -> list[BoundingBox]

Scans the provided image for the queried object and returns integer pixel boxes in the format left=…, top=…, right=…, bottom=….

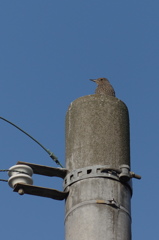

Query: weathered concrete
left=65, top=95, right=131, bottom=240
left=66, top=95, right=130, bottom=170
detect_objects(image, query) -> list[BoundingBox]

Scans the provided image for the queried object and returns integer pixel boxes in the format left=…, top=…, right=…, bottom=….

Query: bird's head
left=90, top=78, right=109, bottom=85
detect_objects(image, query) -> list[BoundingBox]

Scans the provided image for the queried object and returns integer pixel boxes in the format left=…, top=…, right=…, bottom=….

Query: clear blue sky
left=0, top=1, right=158, bottom=239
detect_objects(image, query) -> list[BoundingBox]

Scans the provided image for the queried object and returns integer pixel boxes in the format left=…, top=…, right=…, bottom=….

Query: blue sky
left=0, top=1, right=159, bottom=239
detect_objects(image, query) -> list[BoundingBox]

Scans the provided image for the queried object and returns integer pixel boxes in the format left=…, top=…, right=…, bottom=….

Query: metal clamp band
left=63, top=165, right=132, bottom=194
left=65, top=199, right=131, bottom=222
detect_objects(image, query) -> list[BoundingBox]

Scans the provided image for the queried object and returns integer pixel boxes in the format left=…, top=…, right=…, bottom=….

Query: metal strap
left=63, top=165, right=132, bottom=193
left=65, top=199, right=131, bottom=222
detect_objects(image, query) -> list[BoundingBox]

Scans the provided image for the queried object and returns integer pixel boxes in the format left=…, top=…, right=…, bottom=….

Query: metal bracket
left=13, top=183, right=68, bottom=200
left=13, top=161, right=69, bottom=200
left=17, top=161, right=68, bottom=179
left=63, top=164, right=141, bottom=194
left=64, top=165, right=135, bottom=192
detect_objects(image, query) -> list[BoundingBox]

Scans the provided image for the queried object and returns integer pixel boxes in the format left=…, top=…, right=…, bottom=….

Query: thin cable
left=0, top=179, right=8, bottom=182
left=0, top=116, right=64, bottom=168
left=0, top=169, right=31, bottom=175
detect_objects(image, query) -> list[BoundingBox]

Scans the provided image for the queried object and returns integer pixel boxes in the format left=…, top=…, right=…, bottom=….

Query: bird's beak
left=89, top=79, right=96, bottom=82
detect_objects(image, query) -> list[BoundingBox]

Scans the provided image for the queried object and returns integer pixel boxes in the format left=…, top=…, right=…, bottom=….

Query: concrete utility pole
left=6, top=94, right=140, bottom=239
left=64, top=94, right=136, bottom=240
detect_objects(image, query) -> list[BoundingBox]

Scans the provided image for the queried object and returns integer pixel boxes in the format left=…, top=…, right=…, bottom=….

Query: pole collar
left=63, top=165, right=133, bottom=193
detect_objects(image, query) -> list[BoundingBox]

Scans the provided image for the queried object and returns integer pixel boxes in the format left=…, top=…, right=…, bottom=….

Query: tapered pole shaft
left=65, top=95, right=131, bottom=240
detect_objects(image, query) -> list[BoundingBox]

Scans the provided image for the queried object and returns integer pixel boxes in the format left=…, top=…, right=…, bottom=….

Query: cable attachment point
left=47, top=150, right=58, bottom=160
left=47, top=150, right=64, bottom=168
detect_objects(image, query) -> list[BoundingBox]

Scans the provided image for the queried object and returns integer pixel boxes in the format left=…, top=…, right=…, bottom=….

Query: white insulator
left=8, top=165, right=33, bottom=188
left=8, top=174, right=33, bottom=188
left=8, top=164, right=33, bottom=177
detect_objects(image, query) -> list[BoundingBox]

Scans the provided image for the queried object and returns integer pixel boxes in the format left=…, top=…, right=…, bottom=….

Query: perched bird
left=90, top=78, right=116, bottom=97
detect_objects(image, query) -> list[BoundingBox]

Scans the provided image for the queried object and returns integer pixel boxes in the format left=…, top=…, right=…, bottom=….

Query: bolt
left=18, top=189, right=24, bottom=195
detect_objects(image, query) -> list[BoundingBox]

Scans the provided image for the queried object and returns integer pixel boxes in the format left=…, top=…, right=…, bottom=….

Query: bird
left=90, top=78, right=116, bottom=97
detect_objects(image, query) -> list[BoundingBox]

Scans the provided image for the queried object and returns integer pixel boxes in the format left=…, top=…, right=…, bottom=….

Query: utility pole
left=64, top=95, right=140, bottom=240
left=6, top=94, right=140, bottom=240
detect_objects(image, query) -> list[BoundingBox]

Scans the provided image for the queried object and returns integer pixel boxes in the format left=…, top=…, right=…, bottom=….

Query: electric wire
left=0, top=179, right=8, bottom=182
left=0, top=116, right=64, bottom=168
left=0, top=169, right=31, bottom=174
left=0, top=169, right=9, bottom=182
